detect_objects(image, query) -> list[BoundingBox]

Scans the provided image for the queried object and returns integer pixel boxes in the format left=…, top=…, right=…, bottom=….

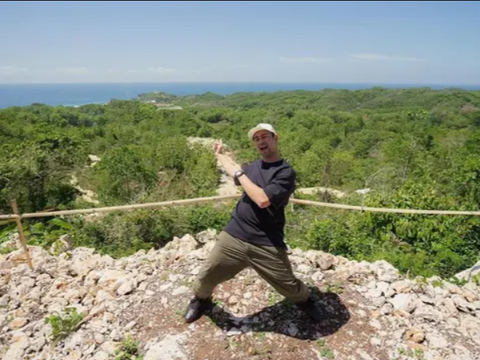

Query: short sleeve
left=263, top=169, right=296, bottom=209
left=241, top=162, right=251, bottom=175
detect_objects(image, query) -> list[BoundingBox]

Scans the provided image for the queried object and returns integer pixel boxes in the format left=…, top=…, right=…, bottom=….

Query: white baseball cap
left=247, top=123, right=277, bottom=141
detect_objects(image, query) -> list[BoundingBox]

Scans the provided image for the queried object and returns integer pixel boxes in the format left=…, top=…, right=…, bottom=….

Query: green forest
left=1, top=87, right=480, bottom=279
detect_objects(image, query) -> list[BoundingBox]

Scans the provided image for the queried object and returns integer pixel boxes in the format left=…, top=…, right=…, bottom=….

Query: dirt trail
left=187, top=137, right=241, bottom=196
left=72, top=140, right=346, bottom=205
left=187, top=137, right=347, bottom=198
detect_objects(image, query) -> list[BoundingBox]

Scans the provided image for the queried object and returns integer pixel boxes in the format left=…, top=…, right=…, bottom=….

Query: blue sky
left=1, top=1, right=479, bottom=84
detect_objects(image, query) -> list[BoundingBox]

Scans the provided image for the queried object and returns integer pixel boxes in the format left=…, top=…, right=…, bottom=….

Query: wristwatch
left=233, top=169, right=245, bottom=186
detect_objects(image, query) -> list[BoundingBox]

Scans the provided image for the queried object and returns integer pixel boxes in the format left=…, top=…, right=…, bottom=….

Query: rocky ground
left=1, top=230, right=479, bottom=360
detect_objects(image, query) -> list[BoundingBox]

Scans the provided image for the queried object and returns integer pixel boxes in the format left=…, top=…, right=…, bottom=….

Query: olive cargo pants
left=193, top=231, right=310, bottom=303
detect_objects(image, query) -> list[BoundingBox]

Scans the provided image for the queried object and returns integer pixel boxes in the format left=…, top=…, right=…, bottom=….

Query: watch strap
left=234, top=170, right=244, bottom=186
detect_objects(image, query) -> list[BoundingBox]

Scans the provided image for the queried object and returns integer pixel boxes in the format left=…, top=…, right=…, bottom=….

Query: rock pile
left=0, top=230, right=479, bottom=360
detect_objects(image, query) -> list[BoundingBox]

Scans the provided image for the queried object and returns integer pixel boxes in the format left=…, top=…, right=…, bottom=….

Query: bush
left=44, top=307, right=84, bottom=345
left=70, top=202, right=235, bottom=258
left=114, top=336, right=144, bottom=360
left=93, top=145, right=158, bottom=205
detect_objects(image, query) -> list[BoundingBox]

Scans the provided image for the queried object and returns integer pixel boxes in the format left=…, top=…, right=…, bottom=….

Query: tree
left=93, top=145, right=157, bottom=205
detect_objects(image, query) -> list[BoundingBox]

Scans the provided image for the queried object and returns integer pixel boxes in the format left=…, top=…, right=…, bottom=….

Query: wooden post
left=10, top=200, right=33, bottom=269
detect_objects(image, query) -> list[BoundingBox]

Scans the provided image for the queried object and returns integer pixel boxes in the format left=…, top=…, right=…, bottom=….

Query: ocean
left=1, top=82, right=479, bottom=109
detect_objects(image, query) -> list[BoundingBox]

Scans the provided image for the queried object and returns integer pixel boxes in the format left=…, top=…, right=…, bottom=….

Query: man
left=184, top=123, right=322, bottom=323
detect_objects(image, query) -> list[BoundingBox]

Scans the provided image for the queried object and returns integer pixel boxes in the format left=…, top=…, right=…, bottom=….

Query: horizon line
left=1, top=81, right=480, bottom=86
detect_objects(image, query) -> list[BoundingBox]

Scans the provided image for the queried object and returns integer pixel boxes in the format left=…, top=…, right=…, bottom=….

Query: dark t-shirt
left=224, top=158, right=296, bottom=248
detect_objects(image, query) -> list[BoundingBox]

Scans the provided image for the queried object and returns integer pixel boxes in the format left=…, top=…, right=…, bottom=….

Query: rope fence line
left=28, top=195, right=242, bottom=219
left=0, top=195, right=242, bottom=220
left=2, top=193, right=480, bottom=269
left=3, top=194, right=480, bottom=220
left=290, top=199, right=480, bottom=216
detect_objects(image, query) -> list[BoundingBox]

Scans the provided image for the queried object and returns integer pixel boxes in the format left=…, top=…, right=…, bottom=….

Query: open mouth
left=259, top=145, right=268, bottom=151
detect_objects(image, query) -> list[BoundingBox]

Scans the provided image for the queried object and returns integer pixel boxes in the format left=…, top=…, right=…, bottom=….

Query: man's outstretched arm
left=215, top=143, right=271, bottom=209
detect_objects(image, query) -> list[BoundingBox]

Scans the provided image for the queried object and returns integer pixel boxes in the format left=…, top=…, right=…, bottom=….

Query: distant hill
left=136, top=91, right=181, bottom=104
left=137, top=87, right=480, bottom=113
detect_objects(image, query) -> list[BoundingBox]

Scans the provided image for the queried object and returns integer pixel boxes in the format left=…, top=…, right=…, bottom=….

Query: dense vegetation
left=1, top=87, right=480, bottom=278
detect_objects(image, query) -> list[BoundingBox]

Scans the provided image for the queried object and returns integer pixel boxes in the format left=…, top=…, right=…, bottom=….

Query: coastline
left=1, top=82, right=480, bottom=109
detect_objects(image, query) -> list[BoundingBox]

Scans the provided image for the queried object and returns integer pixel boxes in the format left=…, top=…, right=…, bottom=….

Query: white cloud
left=349, top=53, right=426, bottom=62
left=147, top=67, right=176, bottom=74
left=129, top=67, right=176, bottom=74
left=279, top=56, right=332, bottom=63
left=0, top=66, right=29, bottom=76
left=56, top=67, right=90, bottom=74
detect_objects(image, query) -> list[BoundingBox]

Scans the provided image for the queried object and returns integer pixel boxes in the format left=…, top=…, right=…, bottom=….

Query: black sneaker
left=296, top=297, right=322, bottom=322
left=184, top=296, right=213, bottom=323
